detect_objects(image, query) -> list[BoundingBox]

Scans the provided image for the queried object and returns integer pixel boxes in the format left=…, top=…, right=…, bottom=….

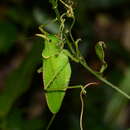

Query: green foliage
left=0, top=39, right=42, bottom=118
left=49, top=0, right=58, bottom=9
left=105, top=67, right=130, bottom=123
left=95, top=41, right=107, bottom=73
left=0, top=109, right=45, bottom=130
left=0, top=21, right=17, bottom=53
left=1, top=0, right=130, bottom=130
left=39, top=0, right=130, bottom=129
left=95, top=41, right=106, bottom=63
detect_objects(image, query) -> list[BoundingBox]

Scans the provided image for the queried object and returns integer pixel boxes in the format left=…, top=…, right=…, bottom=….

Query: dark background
left=0, top=0, right=130, bottom=129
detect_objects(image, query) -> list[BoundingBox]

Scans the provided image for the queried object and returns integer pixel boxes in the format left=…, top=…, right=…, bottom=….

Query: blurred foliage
left=4, top=108, right=45, bottom=130
left=0, top=39, right=42, bottom=118
left=0, top=0, right=130, bottom=130
left=0, top=21, right=17, bottom=53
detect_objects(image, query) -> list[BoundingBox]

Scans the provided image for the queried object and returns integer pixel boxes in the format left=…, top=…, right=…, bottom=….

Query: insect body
left=37, top=34, right=71, bottom=114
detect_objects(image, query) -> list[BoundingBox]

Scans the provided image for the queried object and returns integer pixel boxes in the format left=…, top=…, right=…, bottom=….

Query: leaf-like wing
left=43, top=51, right=71, bottom=113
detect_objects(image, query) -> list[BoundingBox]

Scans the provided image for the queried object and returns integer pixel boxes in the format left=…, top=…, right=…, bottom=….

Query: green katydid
left=36, top=24, right=130, bottom=130
left=36, top=25, right=80, bottom=114
left=36, top=24, right=94, bottom=130
left=36, top=22, right=91, bottom=130
left=36, top=0, right=130, bottom=129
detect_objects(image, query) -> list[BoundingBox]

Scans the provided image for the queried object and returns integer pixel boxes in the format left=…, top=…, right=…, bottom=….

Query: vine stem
left=50, top=1, right=76, bottom=55
left=80, top=91, right=84, bottom=130
left=64, top=34, right=76, bottom=55
left=46, top=114, right=56, bottom=130
left=80, top=82, right=98, bottom=130
left=69, top=18, right=75, bottom=43
left=64, top=32, right=130, bottom=99
left=51, top=0, right=130, bottom=99
left=80, top=60, right=130, bottom=99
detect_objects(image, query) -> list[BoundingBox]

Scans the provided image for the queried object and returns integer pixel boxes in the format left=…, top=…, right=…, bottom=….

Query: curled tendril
left=59, top=0, right=74, bottom=18
left=59, top=13, right=66, bottom=36
left=80, top=82, right=98, bottom=130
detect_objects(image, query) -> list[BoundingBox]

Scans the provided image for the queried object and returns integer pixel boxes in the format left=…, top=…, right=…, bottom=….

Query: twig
left=46, top=114, right=56, bottom=130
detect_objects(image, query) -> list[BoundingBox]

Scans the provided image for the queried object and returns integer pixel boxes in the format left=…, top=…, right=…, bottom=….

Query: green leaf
left=95, top=41, right=107, bottom=73
left=95, top=41, right=106, bottom=63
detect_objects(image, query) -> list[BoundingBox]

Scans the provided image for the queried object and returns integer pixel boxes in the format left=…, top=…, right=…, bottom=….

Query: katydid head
left=40, top=34, right=63, bottom=57
left=36, top=33, right=61, bottom=46
left=48, top=34, right=63, bottom=48
left=47, top=34, right=60, bottom=44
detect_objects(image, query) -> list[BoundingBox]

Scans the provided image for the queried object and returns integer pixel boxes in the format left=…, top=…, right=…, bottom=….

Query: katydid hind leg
left=44, top=85, right=83, bottom=92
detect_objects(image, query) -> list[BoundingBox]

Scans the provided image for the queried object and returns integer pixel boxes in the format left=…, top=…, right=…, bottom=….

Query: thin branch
left=79, top=59, right=130, bottom=99
left=46, top=114, right=56, bottom=130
